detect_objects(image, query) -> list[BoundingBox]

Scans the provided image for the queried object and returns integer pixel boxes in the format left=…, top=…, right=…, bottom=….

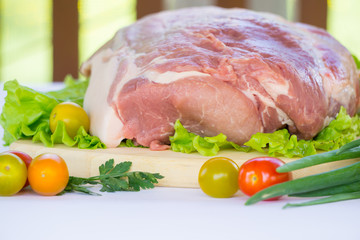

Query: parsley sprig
left=62, top=159, right=164, bottom=195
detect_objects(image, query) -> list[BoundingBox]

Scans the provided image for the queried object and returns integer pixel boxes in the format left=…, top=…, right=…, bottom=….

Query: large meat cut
left=80, top=7, right=359, bottom=149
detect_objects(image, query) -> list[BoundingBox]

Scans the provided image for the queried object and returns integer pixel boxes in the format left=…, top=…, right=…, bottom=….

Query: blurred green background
left=327, top=0, right=360, bottom=60
left=0, top=0, right=358, bottom=84
left=0, top=0, right=136, bottom=84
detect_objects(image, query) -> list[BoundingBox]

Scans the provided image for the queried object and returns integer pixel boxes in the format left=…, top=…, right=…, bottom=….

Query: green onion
left=276, top=145, right=360, bottom=173
left=245, top=161, right=360, bottom=206
left=336, top=138, right=360, bottom=155
left=290, top=181, right=360, bottom=197
left=283, top=191, right=360, bottom=209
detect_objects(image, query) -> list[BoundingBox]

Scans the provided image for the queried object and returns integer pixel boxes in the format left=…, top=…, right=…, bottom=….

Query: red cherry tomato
left=238, top=157, right=292, bottom=200
left=8, top=151, right=33, bottom=188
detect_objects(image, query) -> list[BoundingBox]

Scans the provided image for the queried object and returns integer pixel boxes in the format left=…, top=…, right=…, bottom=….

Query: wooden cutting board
left=10, top=140, right=359, bottom=188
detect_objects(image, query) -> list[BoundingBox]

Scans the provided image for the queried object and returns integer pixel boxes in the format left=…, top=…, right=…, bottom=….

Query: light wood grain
left=10, top=140, right=359, bottom=188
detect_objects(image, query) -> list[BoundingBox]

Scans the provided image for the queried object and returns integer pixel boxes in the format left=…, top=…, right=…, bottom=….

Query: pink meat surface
left=80, top=7, right=359, bottom=149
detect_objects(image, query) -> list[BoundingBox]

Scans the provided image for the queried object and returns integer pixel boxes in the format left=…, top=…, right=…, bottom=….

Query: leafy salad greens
left=0, top=76, right=105, bottom=149
left=1, top=74, right=360, bottom=157
left=170, top=109, right=360, bottom=157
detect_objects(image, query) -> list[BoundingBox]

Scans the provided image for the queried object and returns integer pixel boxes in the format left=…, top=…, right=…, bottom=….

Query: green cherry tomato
left=198, top=157, right=239, bottom=198
left=0, top=153, right=28, bottom=196
left=49, top=102, right=90, bottom=138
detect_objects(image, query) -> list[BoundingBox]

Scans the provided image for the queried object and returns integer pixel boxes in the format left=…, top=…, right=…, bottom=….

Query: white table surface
left=0, top=83, right=359, bottom=240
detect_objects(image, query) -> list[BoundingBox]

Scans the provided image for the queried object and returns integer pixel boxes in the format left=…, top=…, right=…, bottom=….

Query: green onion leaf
left=283, top=191, right=360, bottom=209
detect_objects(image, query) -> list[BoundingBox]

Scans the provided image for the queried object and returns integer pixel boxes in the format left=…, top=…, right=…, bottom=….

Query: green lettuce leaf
left=119, top=139, right=147, bottom=148
left=1, top=80, right=59, bottom=145
left=244, top=129, right=316, bottom=158
left=242, top=106, right=360, bottom=157
left=0, top=78, right=106, bottom=149
left=46, top=75, right=89, bottom=106
left=313, top=106, right=360, bottom=151
left=74, top=125, right=106, bottom=149
left=169, top=106, right=360, bottom=157
left=169, top=120, right=250, bottom=156
left=352, top=54, right=360, bottom=69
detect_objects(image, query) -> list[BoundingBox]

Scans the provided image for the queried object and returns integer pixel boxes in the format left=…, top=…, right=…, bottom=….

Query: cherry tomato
left=0, top=153, right=27, bottom=196
left=28, top=153, right=69, bottom=196
left=238, top=157, right=291, bottom=200
left=49, top=102, right=90, bottom=138
left=8, top=150, right=32, bottom=188
left=198, top=157, right=239, bottom=198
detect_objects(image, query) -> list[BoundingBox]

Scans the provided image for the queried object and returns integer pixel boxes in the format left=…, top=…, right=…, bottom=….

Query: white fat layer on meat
left=146, top=55, right=168, bottom=65
left=240, top=79, right=294, bottom=127
left=276, top=108, right=294, bottom=126
left=143, top=70, right=210, bottom=84
left=258, top=94, right=294, bottom=126
left=323, top=116, right=334, bottom=129
left=110, top=52, right=209, bottom=97
left=321, top=67, right=356, bottom=110
left=83, top=49, right=124, bottom=148
left=109, top=53, right=139, bottom=106
left=260, top=77, right=290, bottom=99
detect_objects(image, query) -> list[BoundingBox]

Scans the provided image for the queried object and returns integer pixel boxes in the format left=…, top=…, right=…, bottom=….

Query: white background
left=0, top=83, right=359, bottom=240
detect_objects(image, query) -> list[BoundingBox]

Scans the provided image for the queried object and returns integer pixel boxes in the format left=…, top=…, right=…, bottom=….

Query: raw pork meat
left=80, top=7, right=359, bottom=149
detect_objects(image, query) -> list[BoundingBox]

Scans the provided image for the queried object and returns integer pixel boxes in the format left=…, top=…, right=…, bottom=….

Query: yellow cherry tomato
left=49, top=102, right=90, bottom=138
left=0, top=153, right=28, bottom=196
left=198, top=157, right=239, bottom=198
